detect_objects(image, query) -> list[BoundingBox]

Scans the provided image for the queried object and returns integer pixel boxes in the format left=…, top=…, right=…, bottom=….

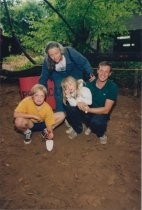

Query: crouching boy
left=14, top=84, right=54, bottom=145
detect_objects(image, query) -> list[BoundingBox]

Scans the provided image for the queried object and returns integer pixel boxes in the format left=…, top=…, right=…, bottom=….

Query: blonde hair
left=30, top=84, right=47, bottom=97
left=61, top=76, right=84, bottom=104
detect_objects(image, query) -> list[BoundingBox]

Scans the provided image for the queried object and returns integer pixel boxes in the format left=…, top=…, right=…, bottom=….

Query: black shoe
left=41, top=129, right=48, bottom=142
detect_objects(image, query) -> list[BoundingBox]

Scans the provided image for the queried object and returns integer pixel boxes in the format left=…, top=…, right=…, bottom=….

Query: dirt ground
left=0, top=78, right=141, bottom=210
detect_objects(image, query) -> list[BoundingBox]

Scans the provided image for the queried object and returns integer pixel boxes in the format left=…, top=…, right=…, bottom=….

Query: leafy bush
left=111, top=61, right=142, bottom=89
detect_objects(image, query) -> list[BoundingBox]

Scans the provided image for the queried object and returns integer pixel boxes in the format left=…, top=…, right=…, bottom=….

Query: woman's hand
left=89, top=73, right=95, bottom=82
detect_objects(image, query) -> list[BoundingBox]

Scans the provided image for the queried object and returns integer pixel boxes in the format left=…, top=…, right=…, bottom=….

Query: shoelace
left=26, top=132, right=31, bottom=139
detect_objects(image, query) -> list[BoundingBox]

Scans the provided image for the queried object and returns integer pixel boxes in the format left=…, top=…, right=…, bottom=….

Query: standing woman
left=39, top=41, right=95, bottom=117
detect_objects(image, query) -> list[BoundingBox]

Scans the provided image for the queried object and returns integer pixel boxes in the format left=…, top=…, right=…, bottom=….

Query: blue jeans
left=64, top=104, right=84, bottom=133
left=31, top=122, right=46, bottom=132
left=54, top=78, right=64, bottom=112
left=86, top=114, right=110, bottom=137
left=64, top=103, right=110, bottom=137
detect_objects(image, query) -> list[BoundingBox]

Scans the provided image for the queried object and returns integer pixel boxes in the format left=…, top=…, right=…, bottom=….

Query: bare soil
left=0, top=79, right=141, bottom=210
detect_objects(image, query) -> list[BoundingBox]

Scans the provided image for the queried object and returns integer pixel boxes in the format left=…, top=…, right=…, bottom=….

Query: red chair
left=19, top=76, right=56, bottom=110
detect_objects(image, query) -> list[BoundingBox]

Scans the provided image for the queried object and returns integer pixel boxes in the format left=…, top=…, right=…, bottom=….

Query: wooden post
left=133, top=69, right=138, bottom=97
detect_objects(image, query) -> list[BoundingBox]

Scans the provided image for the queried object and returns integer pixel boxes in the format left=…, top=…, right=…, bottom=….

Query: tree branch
left=3, top=0, right=37, bottom=65
left=43, top=0, right=77, bottom=37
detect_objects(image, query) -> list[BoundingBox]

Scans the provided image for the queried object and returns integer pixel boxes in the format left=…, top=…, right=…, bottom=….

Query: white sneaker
left=99, top=135, right=107, bottom=144
left=68, top=130, right=78, bottom=139
left=66, top=127, right=74, bottom=134
left=82, top=124, right=91, bottom=135
left=24, top=129, right=32, bottom=144
left=84, top=128, right=91, bottom=135
left=64, top=119, right=71, bottom=128
left=46, top=140, right=54, bottom=151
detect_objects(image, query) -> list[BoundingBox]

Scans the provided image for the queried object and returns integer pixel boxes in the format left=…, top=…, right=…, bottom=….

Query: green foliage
left=1, top=0, right=48, bottom=37
left=22, top=0, right=140, bottom=53
left=110, top=61, right=142, bottom=88
left=1, top=0, right=141, bottom=54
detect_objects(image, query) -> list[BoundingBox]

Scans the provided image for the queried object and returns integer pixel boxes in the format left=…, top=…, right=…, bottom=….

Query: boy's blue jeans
left=31, top=122, right=46, bottom=132
left=64, top=104, right=110, bottom=137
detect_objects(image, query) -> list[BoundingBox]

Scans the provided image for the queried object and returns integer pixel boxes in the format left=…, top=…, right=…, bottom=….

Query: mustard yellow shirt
left=15, top=96, right=55, bottom=127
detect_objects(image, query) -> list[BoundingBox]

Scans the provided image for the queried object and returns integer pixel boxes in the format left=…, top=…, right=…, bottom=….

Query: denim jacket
left=39, top=47, right=93, bottom=111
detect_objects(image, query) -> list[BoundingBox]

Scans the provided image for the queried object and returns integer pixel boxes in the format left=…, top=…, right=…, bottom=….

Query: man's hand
left=77, top=102, right=88, bottom=113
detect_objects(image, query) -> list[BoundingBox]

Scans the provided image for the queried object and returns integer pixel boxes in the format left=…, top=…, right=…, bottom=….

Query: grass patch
left=3, top=54, right=43, bottom=71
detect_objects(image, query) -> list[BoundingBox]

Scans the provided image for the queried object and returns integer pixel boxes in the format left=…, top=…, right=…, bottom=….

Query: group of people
left=13, top=41, right=118, bottom=150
